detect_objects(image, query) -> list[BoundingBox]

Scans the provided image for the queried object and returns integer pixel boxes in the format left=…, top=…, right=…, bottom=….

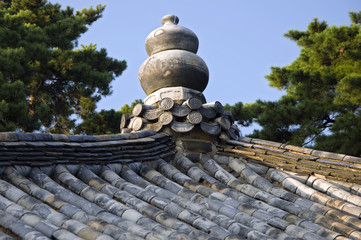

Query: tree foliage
left=227, top=11, right=361, bottom=156
left=75, top=99, right=143, bottom=135
left=0, top=0, right=126, bottom=133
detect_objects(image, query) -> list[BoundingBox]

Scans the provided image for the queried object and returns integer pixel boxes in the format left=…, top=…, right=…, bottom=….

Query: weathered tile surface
left=0, top=131, right=361, bottom=239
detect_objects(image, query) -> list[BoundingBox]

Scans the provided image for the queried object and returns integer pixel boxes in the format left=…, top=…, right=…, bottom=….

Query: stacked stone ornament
left=121, top=15, right=240, bottom=140
left=139, top=14, right=208, bottom=97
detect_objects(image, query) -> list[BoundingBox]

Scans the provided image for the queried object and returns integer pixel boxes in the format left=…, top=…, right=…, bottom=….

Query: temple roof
left=0, top=131, right=361, bottom=240
left=1, top=14, right=361, bottom=240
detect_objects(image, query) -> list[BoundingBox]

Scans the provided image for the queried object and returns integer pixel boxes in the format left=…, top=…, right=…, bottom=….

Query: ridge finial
left=161, top=14, right=179, bottom=25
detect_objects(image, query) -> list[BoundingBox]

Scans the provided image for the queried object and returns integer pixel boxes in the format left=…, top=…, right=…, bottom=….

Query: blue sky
left=51, top=0, right=359, bottom=133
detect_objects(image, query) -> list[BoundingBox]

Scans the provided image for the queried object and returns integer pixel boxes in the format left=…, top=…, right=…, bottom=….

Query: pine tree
left=0, top=0, right=126, bottom=133
left=227, top=11, right=361, bottom=156
left=75, top=99, right=143, bottom=135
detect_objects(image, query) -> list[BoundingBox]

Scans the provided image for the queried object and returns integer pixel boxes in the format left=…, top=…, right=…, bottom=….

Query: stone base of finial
left=144, top=87, right=206, bottom=106
left=120, top=97, right=240, bottom=142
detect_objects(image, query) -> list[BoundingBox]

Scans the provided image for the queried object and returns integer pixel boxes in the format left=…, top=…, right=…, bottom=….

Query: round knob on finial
left=145, top=15, right=199, bottom=56
left=161, top=15, right=179, bottom=25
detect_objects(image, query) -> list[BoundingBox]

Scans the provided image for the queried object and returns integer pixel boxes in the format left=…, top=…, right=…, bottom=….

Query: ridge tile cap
left=281, top=145, right=314, bottom=155
left=50, top=134, right=70, bottom=142
left=15, top=132, right=36, bottom=141
left=238, top=137, right=252, bottom=143
left=68, top=135, right=84, bottom=142
left=0, top=129, right=157, bottom=144
left=250, top=138, right=283, bottom=148
left=81, top=135, right=99, bottom=142
left=33, top=133, right=54, bottom=141
left=342, top=155, right=361, bottom=164
left=0, top=132, right=18, bottom=141
left=220, top=139, right=253, bottom=148
left=310, top=150, right=346, bottom=161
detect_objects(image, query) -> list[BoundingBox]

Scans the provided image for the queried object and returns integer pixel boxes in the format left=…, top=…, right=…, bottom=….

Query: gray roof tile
left=52, top=228, right=83, bottom=240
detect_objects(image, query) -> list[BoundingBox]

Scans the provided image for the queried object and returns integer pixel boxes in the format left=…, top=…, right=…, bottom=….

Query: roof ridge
left=0, top=132, right=175, bottom=166
left=233, top=137, right=361, bottom=164
left=0, top=129, right=156, bottom=142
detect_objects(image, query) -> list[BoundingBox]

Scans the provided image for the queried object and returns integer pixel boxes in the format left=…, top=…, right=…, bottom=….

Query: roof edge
left=227, top=137, right=361, bottom=164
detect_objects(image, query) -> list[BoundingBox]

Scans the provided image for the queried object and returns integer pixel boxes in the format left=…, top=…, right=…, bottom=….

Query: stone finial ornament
left=122, top=15, right=240, bottom=143
left=145, top=15, right=198, bottom=56
left=139, top=15, right=209, bottom=97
